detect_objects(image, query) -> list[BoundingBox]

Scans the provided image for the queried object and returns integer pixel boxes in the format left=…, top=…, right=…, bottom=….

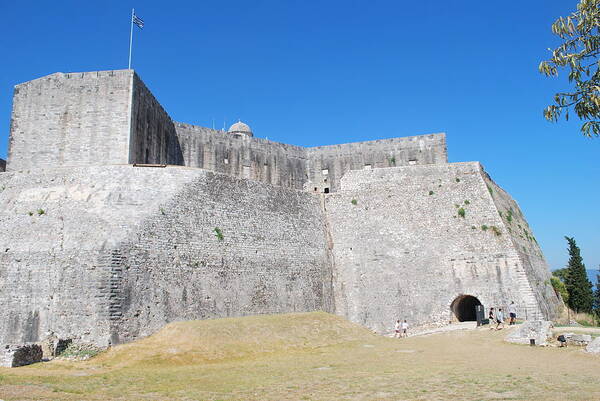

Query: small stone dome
left=227, top=121, right=253, bottom=137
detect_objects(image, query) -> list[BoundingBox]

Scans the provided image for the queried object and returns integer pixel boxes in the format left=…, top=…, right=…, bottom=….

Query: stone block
left=1, top=344, right=43, bottom=367
left=570, top=334, right=592, bottom=345
left=586, top=337, right=600, bottom=354
left=505, top=320, right=552, bottom=346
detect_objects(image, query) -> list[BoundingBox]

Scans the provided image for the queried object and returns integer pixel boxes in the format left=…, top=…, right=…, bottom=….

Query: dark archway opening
left=451, top=295, right=482, bottom=322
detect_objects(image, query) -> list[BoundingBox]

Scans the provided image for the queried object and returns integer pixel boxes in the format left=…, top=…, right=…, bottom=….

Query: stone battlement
left=6, top=70, right=447, bottom=192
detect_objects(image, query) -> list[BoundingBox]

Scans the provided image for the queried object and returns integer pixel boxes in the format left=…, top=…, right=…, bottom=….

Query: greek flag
left=133, top=13, right=144, bottom=29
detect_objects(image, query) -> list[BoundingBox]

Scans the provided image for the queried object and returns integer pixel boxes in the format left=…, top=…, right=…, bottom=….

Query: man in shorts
left=401, top=320, right=409, bottom=337
left=508, top=301, right=517, bottom=325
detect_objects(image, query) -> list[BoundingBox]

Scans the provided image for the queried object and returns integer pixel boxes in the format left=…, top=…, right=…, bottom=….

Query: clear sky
left=0, top=1, right=598, bottom=274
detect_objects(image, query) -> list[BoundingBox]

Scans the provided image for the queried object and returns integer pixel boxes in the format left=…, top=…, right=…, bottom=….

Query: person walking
left=488, top=307, right=495, bottom=330
left=495, top=308, right=505, bottom=330
left=394, top=320, right=401, bottom=338
left=401, top=319, right=409, bottom=338
left=508, top=301, right=517, bottom=325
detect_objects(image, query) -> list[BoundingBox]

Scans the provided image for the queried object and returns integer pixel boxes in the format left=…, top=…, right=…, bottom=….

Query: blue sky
left=0, top=1, right=598, bottom=275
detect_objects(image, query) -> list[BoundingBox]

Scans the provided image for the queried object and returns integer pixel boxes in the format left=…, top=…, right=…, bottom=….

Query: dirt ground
left=1, top=313, right=599, bottom=401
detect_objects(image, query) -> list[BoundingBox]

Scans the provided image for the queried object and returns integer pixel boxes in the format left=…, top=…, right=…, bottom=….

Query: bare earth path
left=1, top=313, right=599, bottom=401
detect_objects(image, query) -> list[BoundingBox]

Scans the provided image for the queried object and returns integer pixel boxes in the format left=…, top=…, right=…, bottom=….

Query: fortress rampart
left=0, top=69, right=560, bottom=352
left=6, top=70, right=446, bottom=192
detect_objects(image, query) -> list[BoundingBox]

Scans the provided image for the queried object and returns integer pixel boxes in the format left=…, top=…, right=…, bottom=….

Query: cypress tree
left=564, top=236, right=594, bottom=313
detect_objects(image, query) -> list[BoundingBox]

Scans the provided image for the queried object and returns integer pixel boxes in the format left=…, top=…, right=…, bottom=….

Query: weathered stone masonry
left=0, top=69, right=561, bottom=351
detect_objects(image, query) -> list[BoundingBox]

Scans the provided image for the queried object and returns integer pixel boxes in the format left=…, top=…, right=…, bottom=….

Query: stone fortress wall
left=7, top=70, right=134, bottom=171
left=0, top=166, right=332, bottom=346
left=306, top=134, right=447, bottom=193
left=325, top=163, right=560, bottom=332
left=0, top=158, right=5, bottom=172
left=0, top=69, right=561, bottom=350
left=174, top=123, right=309, bottom=190
left=5, top=69, right=447, bottom=192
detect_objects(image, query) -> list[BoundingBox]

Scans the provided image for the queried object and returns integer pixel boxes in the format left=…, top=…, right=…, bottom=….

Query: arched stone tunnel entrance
left=451, top=295, right=482, bottom=322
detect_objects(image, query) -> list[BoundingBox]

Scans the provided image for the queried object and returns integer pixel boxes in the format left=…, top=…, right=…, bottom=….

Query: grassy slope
left=1, top=312, right=600, bottom=401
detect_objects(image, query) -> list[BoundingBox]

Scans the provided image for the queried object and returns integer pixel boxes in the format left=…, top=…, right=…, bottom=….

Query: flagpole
left=128, top=8, right=134, bottom=69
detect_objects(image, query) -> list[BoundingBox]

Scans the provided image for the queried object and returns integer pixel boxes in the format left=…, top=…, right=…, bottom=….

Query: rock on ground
left=586, top=337, right=600, bottom=354
left=504, top=320, right=552, bottom=346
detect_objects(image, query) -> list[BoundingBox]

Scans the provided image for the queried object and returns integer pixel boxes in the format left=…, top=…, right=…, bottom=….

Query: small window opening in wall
left=314, top=187, right=318, bottom=191
left=324, top=178, right=328, bottom=183
left=324, top=187, right=330, bottom=194
left=408, top=159, right=417, bottom=165
left=224, top=158, right=229, bottom=164
left=364, top=164, right=372, bottom=170
left=322, top=169, right=329, bottom=175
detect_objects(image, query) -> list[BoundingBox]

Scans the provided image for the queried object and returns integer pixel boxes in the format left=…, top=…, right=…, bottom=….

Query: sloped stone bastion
left=0, top=69, right=561, bottom=350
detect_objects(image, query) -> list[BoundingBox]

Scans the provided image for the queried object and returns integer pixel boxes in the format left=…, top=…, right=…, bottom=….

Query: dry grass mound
left=94, top=311, right=376, bottom=368
left=2, top=313, right=600, bottom=400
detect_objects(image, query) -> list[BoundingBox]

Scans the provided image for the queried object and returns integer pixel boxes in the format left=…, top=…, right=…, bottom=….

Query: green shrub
left=27, top=211, right=33, bottom=216
left=351, top=199, right=358, bottom=205
left=491, top=226, right=502, bottom=236
left=388, top=156, right=396, bottom=166
left=455, top=178, right=460, bottom=182
left=506, top=210, right=513, bottom=223
left=481, top=225, right=489, bottom=231
left=57, top=343, right=102, bottom=359
left=464, top=200, right=470, bottom=205
left=428, top=191, right=434, bottom=196
left=457, top=208, right=465, bottom=218
left=487, top=185, right=493, bottom=195
left=37, top=209, right=45, bottom=216
left=214, top=227, right=224, bottom=241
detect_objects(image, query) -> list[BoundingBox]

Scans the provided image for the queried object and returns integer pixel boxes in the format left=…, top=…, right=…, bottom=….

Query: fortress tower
left=0, top=70, right=561, bottom=350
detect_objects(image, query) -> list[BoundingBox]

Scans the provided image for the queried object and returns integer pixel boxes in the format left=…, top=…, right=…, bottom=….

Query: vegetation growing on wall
left=550, top=275, right=569, bottom=303
left=214, top=227, right=224, bottom=241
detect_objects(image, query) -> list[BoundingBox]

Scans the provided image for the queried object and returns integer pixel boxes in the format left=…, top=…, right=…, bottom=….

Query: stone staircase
left=513, top=267, right=543, bottom=321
